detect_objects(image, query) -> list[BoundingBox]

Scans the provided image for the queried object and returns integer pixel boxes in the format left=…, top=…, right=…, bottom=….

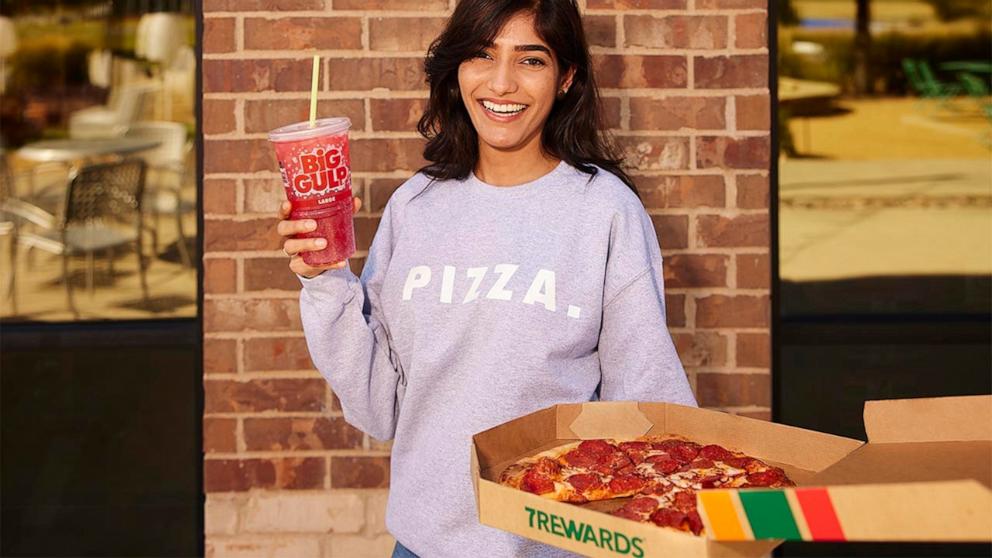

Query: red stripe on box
left=795, top=488, right=846, bottom=541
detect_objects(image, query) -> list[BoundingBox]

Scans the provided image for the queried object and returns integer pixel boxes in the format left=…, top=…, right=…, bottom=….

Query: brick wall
left=201, top=0, right=770, bottom=555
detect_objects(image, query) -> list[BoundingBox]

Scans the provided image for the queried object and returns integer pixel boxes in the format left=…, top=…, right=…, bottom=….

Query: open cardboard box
left=470, top=395, right=992, bottom=558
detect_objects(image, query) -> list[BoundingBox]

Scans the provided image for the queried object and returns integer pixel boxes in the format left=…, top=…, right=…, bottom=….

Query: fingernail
left=315, top=239, right=327, bottom=248
left=306, top=221, right=317, bottom=231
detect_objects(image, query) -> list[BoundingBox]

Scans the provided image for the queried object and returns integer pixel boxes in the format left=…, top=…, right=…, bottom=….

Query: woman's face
left=457, top=12, right=574, bottom=156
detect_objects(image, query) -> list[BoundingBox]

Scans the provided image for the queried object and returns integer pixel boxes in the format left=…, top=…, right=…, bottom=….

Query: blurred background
left=1, top=2, right=201, bottom=557
left=1, top=0, right=197, bottom=322
left=774, top=1, right=991, bottom=556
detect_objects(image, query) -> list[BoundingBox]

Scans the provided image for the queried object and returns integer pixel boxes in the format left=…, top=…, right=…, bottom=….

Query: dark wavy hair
left=417, top=0, right=637, bottom=194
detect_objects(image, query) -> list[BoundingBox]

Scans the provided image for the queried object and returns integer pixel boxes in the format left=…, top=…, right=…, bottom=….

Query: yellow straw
left=309, top=54, right=320, bottom=128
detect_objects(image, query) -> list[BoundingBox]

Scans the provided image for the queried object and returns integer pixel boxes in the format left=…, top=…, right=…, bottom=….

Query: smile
left=479, top=99, right=528, bottom=121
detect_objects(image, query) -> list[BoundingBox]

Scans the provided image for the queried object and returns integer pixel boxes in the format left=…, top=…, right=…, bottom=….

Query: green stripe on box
left=739, top=490, right=802, bottom=540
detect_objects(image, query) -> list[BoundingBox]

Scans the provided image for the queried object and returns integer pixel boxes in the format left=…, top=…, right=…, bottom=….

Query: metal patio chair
left=17, top=159, right=149, bottom=318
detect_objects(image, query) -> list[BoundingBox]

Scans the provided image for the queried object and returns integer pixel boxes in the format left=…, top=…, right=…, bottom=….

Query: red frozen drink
left=269, top=117, right=355, bottom=266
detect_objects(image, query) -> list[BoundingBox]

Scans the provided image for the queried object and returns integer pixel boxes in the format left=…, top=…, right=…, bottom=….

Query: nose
left=488, top=57, right=518, bottom=96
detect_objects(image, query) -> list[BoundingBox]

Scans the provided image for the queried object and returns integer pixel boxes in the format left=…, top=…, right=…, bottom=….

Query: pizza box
left=470, top=395, right=992, bottom=558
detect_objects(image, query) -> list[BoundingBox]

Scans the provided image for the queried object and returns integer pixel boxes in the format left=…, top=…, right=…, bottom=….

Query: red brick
left=637, top=175, right=725, bottom=209
left=736, top=173, right=769, bottom=209
left=617, top=136, right=690, bottom=171
left=244, top=177, right=285, bottom=215
left=204, top=218, right=281, bottom=252
left=204, top=18, right=236, bottom=54
left=737, top=332, right=770, bottom=368
left=244, top=336, right=312, bottom=371
left=354, top=216, right=382, bottom=251
left=665, top=294, right=686, bottom=327
left=203, top=59, right=315, bottom=93
left=244, top=17, right=361, bottom=50
left=594, top=55, right=687, bottom=89
left=204, top=418, right=237, bottom=453
left=351, top=138, right=426, bottom=173
left=244, top=257, right=300, bottom=292
left=588, top=0, right=685, bottom=7
left=244, top=99, right=365, bottom=133
left=663, top=254, right=728, bottom=288
left=696, top=214, right=768, bottom=248
left=696, top=373, right=770, bottom=407
left=203, top=178, right=237, bottom=214
left=629, top=96, right=725, bottom=131
left=204, top=457, right=324, bottom=492
left=736, top=95, right=769, bottom=131
left=696, top=0, right=763, bottom=8
left=369, top=178, right=405, bottom=213
left=696, top=136, right=770, bottom=170
left=204, top=258, right=237, bottom=294
left=370, top=98, right=426, bottom=132
left=327, top=58, right=426, bottom=91
left=204, top=298, right=303, bottom=333
left=584, top=15, right=616, bottom=48
left=204, top=139, right=274, bottom=174
left=601, top=96, right=622, bottom=129
left=737, top=253, right=770, bottom=289
left=204, top=378, right=326, bottom=413
left=244, top=417, right=363, bottom=451
left=735, top=12, right=767, bottom=49
left=335, top=0, right=446, bottom=8
left=349, top=258, right=366, bottom=276
left=369, top=17, right=447, bottom=52
left=204, top=338, right=238, bottom=374
left=696, top=295, right=769, bottom=328
left=694, top=55, right=768, bottom=89
left=625, top=15, right=727, bottom=50
left=650, top=214, right=689, bottom=250
left=204, top=0, right=323, bottom=10
left=672, top=331, right=728, bottom=367
left=203, top=99, right=236, bottom=136
left=331, top=456, right=390, bottom=489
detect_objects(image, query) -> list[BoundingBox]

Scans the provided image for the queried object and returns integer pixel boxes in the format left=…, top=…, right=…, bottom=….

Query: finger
left=352, top=197, right=362, bottom=214
left=276, top=218, right=317, bottom=238
left=284, top=237, right=326, bottom=256
left=279, top=201, right=292, bottom=220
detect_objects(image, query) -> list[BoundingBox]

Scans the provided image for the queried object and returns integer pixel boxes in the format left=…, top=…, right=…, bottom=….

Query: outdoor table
left=17, top=137, right=161, bottom=164
left=939, top=61, right=992, bottom=74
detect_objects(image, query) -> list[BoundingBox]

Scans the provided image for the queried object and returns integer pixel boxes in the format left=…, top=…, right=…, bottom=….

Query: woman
left=276, top=0, right=697, bottom=556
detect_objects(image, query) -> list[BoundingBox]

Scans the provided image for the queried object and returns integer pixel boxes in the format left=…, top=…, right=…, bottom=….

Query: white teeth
left=482, top=100, right=527, bottom=114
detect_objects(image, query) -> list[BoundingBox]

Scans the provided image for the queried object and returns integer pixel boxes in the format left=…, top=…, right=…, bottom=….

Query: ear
left=560, top=65, right=576, bottom=93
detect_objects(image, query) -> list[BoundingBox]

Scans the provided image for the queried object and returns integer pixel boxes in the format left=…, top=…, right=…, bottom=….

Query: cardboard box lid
left=863, top=395, right=992, bottom=443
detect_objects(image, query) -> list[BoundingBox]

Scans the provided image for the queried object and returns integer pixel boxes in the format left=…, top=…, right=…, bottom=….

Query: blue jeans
left=391, top=541, right=419, bottom=558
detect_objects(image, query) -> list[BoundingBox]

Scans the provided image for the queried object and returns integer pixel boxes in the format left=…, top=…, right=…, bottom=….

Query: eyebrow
left=483, top=41, right=552, bottom=56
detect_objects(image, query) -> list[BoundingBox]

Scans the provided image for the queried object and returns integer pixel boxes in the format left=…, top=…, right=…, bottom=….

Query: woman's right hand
left=276, top=198, right=362, bottom=279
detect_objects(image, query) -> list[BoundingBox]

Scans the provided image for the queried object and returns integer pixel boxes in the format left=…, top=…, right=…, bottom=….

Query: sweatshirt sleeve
left=596, top=196, right=698, bottom=407
left=297, top=199, right=405, bottom=441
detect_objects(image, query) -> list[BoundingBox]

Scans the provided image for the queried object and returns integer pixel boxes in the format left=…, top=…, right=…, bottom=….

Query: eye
left=522, top=57, right=547, bottom=67
left=473, top=50, right=493, bottom=61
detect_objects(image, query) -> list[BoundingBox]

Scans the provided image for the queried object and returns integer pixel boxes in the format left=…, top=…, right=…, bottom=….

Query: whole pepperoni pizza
left=498, top=436, right=794, bottom=536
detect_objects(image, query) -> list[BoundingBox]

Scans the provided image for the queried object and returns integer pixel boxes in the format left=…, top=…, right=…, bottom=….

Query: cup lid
left=268, top=117, right=352, bottom=142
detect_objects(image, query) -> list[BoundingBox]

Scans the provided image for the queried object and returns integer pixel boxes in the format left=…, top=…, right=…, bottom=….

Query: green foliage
left=921, top=0, right=992, bottom=22
left=779, top=26, right=992, bottom=95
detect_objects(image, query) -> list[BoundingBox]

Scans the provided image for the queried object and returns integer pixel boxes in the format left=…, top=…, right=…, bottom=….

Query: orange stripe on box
left=698, top=491, right=748, bottom=540
left=795, top=488, right=846, bottom=541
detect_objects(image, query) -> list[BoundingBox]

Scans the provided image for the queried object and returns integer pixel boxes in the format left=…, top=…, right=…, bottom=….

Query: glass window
left=1, top=0, right=198, bottom=321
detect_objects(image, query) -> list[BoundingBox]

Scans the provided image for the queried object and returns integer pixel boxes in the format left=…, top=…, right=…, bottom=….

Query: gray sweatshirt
left=298, top=160, right=697, bottom=557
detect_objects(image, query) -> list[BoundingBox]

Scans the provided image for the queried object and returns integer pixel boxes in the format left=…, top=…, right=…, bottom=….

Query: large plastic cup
left=269, top=117, right=355, bottom=267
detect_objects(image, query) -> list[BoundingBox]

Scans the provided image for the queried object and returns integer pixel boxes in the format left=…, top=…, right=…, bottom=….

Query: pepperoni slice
left=521, top=470, right=556, bottom=495
left=686, top=510, right=704, bottom=535
left=673, top=490, right=697, bottom=513
left=562, top=449, right=599, bottom=468
left=699, top=444, right=734, bottom=461
left=578, top=439, right=616, bottom=457
left=618, top=441, right=650, bottom=453
left=699, top=474, right=723, bottom=489
left=745, top=469, right=784, bottom=487
left=647, top=456, right=679, bottom=474
left=628, top=497, right=661, bottom=514
left=609, top=474, right=647, bottom=494
left=670, top=444, right=700, bottom=464
left=611, top=507, right=644, bottom=521
left=649, top=508, right=687, bottom=528
left=690, top=458, right=715, bottom=469
left=592, top=451, right=634, bottom=475
left=566, top=473, right=603, bottom=492
left=615, top=463, right=637, bottom=476
left=723, top=457, right=754, bottom=470
left=533, top=457, right=560, bottom=477
left=652, top=439, right=685, bottom=451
